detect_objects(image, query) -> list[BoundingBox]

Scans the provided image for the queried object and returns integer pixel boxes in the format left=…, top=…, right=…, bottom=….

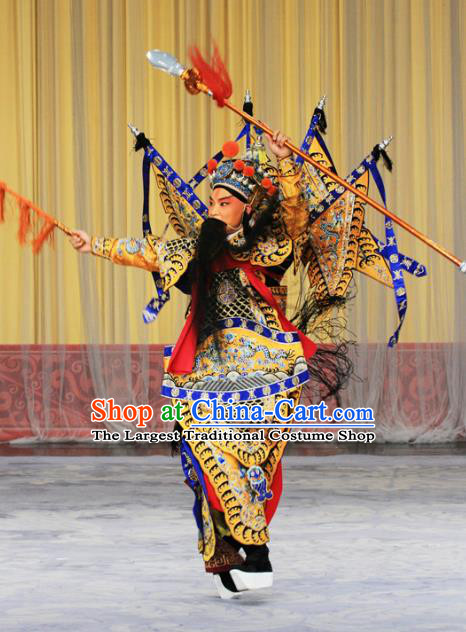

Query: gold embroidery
left=149, top=236, right=196, bottom=290
left=356, top=225, right=393, bottom=288
left=200, top=488, right=216, bottom=561
left=204, top=537, right=244, bottom=573
left=179, top=388, right=302, bottom=545
left=155, top=171, right=203, bottom=239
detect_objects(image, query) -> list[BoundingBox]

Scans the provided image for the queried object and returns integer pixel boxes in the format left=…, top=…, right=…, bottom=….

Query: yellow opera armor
left=90, top=158, right=314, bottom=570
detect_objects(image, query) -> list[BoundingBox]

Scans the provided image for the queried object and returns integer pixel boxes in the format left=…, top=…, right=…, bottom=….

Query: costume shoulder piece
left=249, top=220, right=293, bottom=267
left=227, top=209, right=293, bottom=267
left=147, top=235, right=196, bottom=290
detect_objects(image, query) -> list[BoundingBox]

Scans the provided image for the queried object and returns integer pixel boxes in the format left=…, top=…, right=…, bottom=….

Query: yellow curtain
left=0, top=0, right=464, bottom=344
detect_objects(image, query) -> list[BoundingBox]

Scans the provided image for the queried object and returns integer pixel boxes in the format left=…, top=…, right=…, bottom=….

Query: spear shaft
left=146, top=48, right=464, bottom=271
left=222, top=99, right=461, bottom=268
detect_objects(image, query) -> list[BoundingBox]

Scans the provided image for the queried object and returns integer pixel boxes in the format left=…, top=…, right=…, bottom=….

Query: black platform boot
left=223, top=535, right=245, bottom=558
left=213, top=571, right=242, bottom=599
left=213, top=536, right=246, bottom=599
left=229, top=544, right=273, bottom=591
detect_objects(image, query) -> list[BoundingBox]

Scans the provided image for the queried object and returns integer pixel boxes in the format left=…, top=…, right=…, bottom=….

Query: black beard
left=188, top=207, right=276, bottom=353
left=195, top=217, right=228, bottom=270
left=190, top=218, right=228, bottom=330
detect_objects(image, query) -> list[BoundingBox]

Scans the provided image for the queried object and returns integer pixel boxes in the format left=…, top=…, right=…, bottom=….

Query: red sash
left=167, top=251, right=316, bottom=375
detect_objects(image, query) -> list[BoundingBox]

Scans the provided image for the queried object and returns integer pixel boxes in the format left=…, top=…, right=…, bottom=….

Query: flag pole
left=221, top=96, right=462, bottom=269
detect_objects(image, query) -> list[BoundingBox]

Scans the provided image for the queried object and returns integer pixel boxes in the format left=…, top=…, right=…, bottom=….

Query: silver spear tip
left=460, top=261, right=466, bottom=274
left=244, top=89, right=252, bottom=103
left=379, top=135, right=394, bottom=150
left=146, top=50, right=186, bottom=77
left=128, top=123, right=140, bottom=137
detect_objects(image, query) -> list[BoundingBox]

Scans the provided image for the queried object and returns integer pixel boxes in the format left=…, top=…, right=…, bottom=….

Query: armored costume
left=90, top=150, right=318, bottom=585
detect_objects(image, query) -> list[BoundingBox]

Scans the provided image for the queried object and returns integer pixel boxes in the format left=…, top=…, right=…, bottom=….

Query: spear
left=146, top=49, right=465, bottom=273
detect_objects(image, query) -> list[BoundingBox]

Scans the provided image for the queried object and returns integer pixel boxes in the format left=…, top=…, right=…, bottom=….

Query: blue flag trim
left=295, top=111, right=336, bottom=172
left=366, top=159, right=427, bottom=346
left=144, top=144, right=208, bottom=219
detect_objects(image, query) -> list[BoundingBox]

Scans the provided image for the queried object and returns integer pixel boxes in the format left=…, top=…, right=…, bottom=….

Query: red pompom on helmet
left=243, top=165, right=255, bottom=178
left=261, top=177, right=272, bottom=189
left=233, top=160, right=245, bottom=171
left=222, top=141, right=240, bottom=158
left=207, top=159, right=218, bottom=174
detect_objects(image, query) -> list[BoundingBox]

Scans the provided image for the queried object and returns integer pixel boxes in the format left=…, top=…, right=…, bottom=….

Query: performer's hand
left=69, top=230, right=91, bottom=253
left=264, top=129, right=292, bottom=160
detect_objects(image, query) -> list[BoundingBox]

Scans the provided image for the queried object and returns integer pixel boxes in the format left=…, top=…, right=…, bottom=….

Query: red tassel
left=0, top=182, right=6, bottom=223
left=32, top=220, right=55, bottom=253
left=17, top=200, right=31, bottom=245
left=189, top=44, right=232, bottom=107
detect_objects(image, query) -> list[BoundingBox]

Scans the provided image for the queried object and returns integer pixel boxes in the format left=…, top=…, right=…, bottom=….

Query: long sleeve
left=90, top=236, right=160, bottom=272
left=276, top=156, right=308, bottom=241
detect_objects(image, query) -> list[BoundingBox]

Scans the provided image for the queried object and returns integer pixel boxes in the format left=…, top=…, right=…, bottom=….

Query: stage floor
left=1, top=454, right=465, bottom=631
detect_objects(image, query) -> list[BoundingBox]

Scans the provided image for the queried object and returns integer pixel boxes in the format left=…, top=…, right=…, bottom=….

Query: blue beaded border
left=163, top=318, right=300, bottom=358
left=161, top=367, right=309, bottom=402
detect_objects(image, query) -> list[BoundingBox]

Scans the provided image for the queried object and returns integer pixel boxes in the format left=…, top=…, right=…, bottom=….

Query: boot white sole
left=213, top=574, right=242, bottom=600
left=229, top=570, right=273, bottom=591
